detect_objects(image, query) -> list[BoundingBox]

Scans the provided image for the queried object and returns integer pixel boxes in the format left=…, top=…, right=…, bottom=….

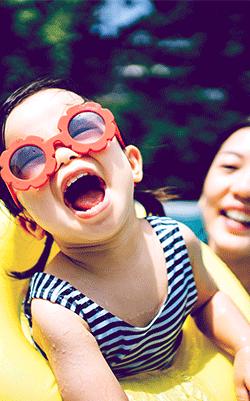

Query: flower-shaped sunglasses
left=0, top=102, right=125, bottom=208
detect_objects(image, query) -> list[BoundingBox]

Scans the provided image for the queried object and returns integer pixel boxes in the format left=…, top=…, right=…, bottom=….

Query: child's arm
left=178, top=222, right=250, bottom=401
left=31, top=299, right=129, bottom=401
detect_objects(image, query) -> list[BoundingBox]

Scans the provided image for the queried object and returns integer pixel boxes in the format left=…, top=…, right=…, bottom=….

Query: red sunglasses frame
left=0, top=102, right=125, bottom=207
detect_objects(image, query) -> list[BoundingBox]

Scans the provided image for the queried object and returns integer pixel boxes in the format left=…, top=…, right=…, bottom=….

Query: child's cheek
left=18, top=184, right=52, bottom=215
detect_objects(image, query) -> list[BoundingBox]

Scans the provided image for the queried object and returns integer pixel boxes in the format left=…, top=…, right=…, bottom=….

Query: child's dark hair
left=0, top=77, right=88, bottom=279
left=0, top=77, right=88, bottom=215
left=0, top=77, right=170, bottom=279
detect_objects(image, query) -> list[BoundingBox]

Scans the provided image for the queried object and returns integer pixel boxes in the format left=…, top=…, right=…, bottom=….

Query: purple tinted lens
left=68, top=112, right=105, bottom=144
left=10, top=145, right=46, bottom=180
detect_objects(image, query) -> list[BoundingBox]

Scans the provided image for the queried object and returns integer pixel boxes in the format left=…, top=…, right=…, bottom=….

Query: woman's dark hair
left=197, top=116, right=250, bottom=199
left=4, top=79, right=250, bottom=279
left=204, top=117, right=250, bottom=177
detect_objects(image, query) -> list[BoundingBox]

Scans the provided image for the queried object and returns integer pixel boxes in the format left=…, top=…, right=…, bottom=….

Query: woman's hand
left=234, top=346, right=250, bottom=401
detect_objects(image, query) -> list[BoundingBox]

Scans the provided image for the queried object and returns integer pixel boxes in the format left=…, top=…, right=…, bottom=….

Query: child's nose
left=55, top=146, right=82, bottom=168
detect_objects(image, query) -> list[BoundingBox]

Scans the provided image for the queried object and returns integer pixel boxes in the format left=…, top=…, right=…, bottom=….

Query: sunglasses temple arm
left=114, top=123, right=125, bottom=149
left=7, top=183, right=22, bottom=210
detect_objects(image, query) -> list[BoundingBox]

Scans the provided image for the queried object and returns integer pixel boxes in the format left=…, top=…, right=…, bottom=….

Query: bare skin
left=199, top=128, right=250, bottom=295
left=4, top=89, right=250, bottom=401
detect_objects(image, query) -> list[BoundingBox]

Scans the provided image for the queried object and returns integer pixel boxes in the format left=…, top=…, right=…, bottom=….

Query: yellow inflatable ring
left=0, top=202, right=250, bottom=401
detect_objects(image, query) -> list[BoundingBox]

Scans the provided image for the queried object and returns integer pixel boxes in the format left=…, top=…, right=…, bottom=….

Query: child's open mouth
left=64, top=173, right=106, bottom=212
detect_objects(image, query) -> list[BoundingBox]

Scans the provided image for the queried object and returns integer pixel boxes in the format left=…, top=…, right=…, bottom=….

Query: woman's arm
left=31, top=299, right=129, bottom=401
left=194, top=290, right=250, bottom=400
left=178, top=222, right=250, bottom=401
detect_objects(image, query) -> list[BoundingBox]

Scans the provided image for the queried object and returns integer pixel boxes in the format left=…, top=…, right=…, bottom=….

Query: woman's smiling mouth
left=222, top=209, right=250, bottom=228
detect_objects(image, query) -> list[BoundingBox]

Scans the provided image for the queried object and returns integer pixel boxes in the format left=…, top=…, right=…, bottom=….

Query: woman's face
left=199, top=127, right=250, bottom=261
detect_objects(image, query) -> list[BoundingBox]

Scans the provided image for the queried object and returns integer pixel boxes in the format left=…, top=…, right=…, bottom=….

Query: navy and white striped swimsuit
left=24, top=216, right=198, bottom=378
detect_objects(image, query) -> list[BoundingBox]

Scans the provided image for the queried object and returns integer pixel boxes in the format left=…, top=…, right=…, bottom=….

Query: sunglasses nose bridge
left=49, top=133, right=71, bottom=152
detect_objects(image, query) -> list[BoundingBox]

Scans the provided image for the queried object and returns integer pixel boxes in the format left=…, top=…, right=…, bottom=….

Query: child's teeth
left=67, top=173, right=87, bottom=188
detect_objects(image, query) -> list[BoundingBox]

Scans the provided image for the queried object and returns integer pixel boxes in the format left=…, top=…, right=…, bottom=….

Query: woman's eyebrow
left=219, top=150, right=242, bottom=157
left=215, top=150, right=244, bottom=162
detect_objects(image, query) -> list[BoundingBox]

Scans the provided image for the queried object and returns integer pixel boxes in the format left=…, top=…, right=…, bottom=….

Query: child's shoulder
left=147, top=215, right=188, bottom=238
left=146, top=215, right=191, bottom=250
left=146, top=214, right=180, bottom=228
left=147, top=216, right=201, bottom=261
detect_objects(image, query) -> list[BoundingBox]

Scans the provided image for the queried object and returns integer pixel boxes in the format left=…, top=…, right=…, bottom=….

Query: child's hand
left=234, top=346, right=250, bottom=400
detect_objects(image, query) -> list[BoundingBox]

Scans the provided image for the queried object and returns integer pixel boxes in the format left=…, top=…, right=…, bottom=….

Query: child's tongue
left=73, top=189, right=105, bottom=211
left=65, top=174, right=105, bottom=212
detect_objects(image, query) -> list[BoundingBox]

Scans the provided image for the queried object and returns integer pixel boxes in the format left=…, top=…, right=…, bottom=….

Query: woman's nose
left=232, top=172, right=250, bottom=201
left=55, top=146, right=82, bottom=169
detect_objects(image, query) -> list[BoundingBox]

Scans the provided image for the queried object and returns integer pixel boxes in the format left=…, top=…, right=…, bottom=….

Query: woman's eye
left=221, top=164, right=238, bottom=171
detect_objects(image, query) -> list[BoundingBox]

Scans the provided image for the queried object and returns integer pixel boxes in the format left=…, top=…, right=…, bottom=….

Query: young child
left=0, top=78, right=250, bottom=401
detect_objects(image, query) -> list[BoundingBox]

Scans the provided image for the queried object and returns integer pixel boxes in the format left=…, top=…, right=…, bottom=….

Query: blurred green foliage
left=0, top=0, right=250, bottom=199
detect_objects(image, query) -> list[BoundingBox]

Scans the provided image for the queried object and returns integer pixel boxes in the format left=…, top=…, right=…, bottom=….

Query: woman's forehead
left=219, top=127, right=250, bottom=153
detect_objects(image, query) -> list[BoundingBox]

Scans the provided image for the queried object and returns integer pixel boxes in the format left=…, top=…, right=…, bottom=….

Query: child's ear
left=125, top=145, right=143, bottom=183
left=17, top=213, right=46, bottom=240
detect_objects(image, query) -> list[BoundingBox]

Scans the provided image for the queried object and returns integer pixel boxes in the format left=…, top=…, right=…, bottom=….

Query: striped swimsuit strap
left=24, top=216, right=198, bottom=377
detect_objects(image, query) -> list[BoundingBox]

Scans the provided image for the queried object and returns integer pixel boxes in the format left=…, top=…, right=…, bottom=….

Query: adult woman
left=1, top=78, right=250, bottom=401
left=199, top=117, right=250, bottom=295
